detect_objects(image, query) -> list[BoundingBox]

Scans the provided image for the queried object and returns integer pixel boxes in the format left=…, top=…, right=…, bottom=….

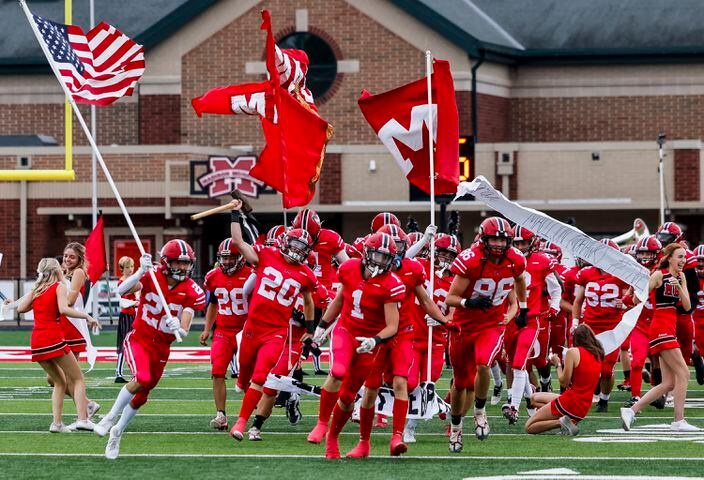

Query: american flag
left=31, top=13, right=144, bottom=106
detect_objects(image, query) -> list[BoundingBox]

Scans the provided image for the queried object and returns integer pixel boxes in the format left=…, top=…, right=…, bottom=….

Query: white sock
left=524, top=377, right=534, bottom=398
left=599, top=393, right=610, bottom=401
left=490, top=363, right=503, bottom=387
left=406, top=418, right=418, bottom=429
left=541, top=375, right=551, bottom=384
left=113, top=404, right=139, bottom=435
left=509, top=369, right=527, bottom=408
left=105, top=386, right=135, bottom=420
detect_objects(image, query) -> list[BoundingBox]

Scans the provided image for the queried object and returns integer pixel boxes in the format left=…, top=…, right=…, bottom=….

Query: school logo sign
left=195, top=156, right=265, bottom=198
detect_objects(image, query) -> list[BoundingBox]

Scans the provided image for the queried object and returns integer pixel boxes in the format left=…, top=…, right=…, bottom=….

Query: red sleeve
left=575, top=268, right=588, bottom=287
left=386, top=274, right=406, bottom=303
left=304, top=266, right=317, bottom=292
left=326, top=229, right=345, bottom=254
left=508, top=248, right=527, bottom=276
left=187, top=281, right=207, bottom=311
left=451, top=248, right=477, bottom=278
left=203, top=269, right=216, bottom=293
left=412, top=259, right=426, bottom=287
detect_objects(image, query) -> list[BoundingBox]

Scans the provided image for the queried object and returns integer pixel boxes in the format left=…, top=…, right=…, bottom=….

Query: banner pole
left=657, top=133, right=666, bottom=225
left=425, top=50, right=436, bottom=383
left=20, top=0, right=182, bottom=342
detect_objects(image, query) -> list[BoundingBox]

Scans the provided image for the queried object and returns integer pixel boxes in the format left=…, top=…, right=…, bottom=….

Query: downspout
left=470, top=49, right=485, bottom=144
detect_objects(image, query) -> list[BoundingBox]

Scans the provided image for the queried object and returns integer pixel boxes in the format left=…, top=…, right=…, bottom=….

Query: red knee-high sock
left=318, top=388, right=339, bottom=425
left=392, top=399, right=409, bottom=437
left=359, top=406, right=374, bottom=441
left=328, top=403, right=353, bottom=439
left=238, top=388, right=263, bottom=422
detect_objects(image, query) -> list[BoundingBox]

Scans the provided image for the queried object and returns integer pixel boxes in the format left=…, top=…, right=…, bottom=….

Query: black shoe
left=624, top=396, right=640, bottom=408
left=300, top=370, right=310, bottom=376
left=650, top=395, right=666, bottom=410
left=693, top=355, right=704, bottom=385
left=641, top=369, right=651, bottom=384
left=230, top=373, right=239, bottom=379
left=596, top=399, right=608, bottom=413
left=539, top=380, right=552, bottom=393
left=286, top=396, right=302, bottom=425
left=314, top=369, right=328, bottom=376
left=114, top=376, right=127, bottom=384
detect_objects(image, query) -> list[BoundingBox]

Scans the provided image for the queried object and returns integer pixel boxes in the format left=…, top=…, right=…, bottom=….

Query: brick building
left=1, top=0, right=704, bottom=278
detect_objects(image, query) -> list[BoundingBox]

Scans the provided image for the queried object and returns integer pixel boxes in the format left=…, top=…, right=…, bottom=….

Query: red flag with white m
left=358, top=59, right=459, bottom=195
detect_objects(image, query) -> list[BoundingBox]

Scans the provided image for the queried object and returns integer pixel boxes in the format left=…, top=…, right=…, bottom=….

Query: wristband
left=519, top=301, right=528, bottom=309
left=318, top=319, right=331, bottom=330
left=461, top=298, right=468, bottom=308
left=305, top=320, right=316, bottom=334
left=372, top=335, right=383, bottom=346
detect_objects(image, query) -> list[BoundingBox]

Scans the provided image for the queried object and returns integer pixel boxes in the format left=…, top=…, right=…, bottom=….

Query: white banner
left=456, top=176, right=649, bottom=353
left=353, top=382, right=450, bottom=420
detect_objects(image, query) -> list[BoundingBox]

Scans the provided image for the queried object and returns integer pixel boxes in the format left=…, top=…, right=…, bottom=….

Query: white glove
left=425, top=315, right=440, bottom=327
left=139, top=254, right=153, bottom=274
left=165, top=316, right=180, bottom=332
left=312, top=326, right=327, bottom=346
left=177, top=327, right=188, bottom=339
left=355, top=336, right=378, bottom=354
left=423, top=224, right=437, bottom=240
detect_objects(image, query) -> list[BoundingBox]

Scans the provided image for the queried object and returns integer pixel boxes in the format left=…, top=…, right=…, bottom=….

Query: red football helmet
left=407, top=231, right=429, bottom=258
left=694, top=245, right=704, bottom=275
left=635, top=235, right=662, bottom=268
left=377, top=224, right=408, bottom=257
left=540, top=240, right=562, bottom=262
left=292, top=209, right=322, bottom=240
left=435, top=233, right=461, bottom=269
left=217, top=238, right=244, bottom=274
left=656, top=222, right=684, bottom=246
left=371, top=212, right=401, bottom=233
left=600, top=238, right=619, bottom=250
left=513, top=225, right=537, bottom=255
left=479, top=217, right=513, bottom=256
left=363, top=232, right=397, bottom=276
left=280, top=228, right=313, bottom=264
left=265, top=225, right=288, bottom=247
left=694, top=245, right=704, bottom=259
left=160, top=239, right=196, bottom=281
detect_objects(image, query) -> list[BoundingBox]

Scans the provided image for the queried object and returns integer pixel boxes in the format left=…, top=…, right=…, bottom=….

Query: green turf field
left=1, top=330, right=704, bottom=479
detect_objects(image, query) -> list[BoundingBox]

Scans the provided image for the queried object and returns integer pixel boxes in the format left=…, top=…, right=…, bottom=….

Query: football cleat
left=230, top=419, right=246, bottom=442
left=502, top=404, right=519, bottom=425
left=374, top=414, right=388, bottom=428
left=286, top=395, right=302, bottom=425
left=248, top=426, right=263, bottom=441
left=473, top=408, right=490, bottom=440
left=448, top=424, right=463, bottom=453
left=620, top=407, right=636, bottom=431
left=650, top=395, right=666, bottom=410
left=346, top=440, right=371, bottom=458
left=49, top=422, right=72, bottom=433
left=403, top=421, right=417, bottom=444
left=87, top=401, right=101, bottom=419
left=307, top=422, right=328, bottom=444
left=617, top=380, right=631, bottom=391
left=105, top=426, right=123, bottom=460
left=209, top=411, right=228, bottom=431
left=114, top=376, right=128, bottom=384
left=389, top=434, right=408, bottom=456
left=624, top=396, right=640, bottom=408
left=641, top=369, right=651, bottom=384
left=596, top=399, right=609, bottom=413
left=325, top=432, right=341, bottom=459
left=559, top=416, right=580, bottom=436
left=693, top=355, right=704, bottom=385
left=93, top=415, right=115, bottom=437
left=490, top=384, right=503, bottom=406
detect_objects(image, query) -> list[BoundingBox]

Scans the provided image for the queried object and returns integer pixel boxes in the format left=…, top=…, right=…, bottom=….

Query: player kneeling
left=524, top=325, right=603, bottom=435
left=94, top=240, right=205, bottom=459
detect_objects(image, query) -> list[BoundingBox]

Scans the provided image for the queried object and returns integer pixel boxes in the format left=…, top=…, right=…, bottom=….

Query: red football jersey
left=292, top=281, right=332, bottom=312
left=684, top=248, right=697, bottom=271
left=203, top=265, right=252, bottom=331
left=414, top=258, right=453, bottom=342
left=248, top=247, right=317, bottom=329
left=560, top=265, right=580, bottom=304
left=134, top=269, right=206, bottom=340
left=575, top=266, right=629, bottom=333
left=450, top=245, right=526, bottom=329
left=395, top=258, right=426, bottom=329
left=310, top=228, right=345, bottom=289
left=524, top=251, right=558, bottom=316
left=337, top=258, right=406, bottom=337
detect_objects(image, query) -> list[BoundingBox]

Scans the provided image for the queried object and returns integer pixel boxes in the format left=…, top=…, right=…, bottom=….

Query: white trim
left=337, top=59, right=360, bottom=73
left=461, top=0, right=526, bottom=50
left=476, top=141, right=673, bottom=153
left=0, top=145, right=247, bottom=156
left=295, top=9, right=308, bottom=32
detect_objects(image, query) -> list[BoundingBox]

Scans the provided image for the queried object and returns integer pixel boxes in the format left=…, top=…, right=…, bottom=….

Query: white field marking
left=574, top=423, right=704, bottom=444
left=0, top=430, right=524, bottom=436
left=0, top=453, right=704, bottom=461
left=464, top=467, right=702, bottom=480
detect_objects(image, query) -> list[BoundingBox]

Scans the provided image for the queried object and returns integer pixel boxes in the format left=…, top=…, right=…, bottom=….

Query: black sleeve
left=231, top=210, right=260, bottom=246
left=685, top=268, right=699, bottom=312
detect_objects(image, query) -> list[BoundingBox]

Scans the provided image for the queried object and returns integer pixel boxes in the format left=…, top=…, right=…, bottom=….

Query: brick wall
left=319, top=152, right=341, bottom=204
left=0, top=199, right=20, bottom=276
left=674, top=149, right=700, bottom=202
left=0, top=102, right=138, bottom=145
left=139, top=95, right=181, bottom=144
left=181, top=0, right=425, bottom=148
left=511, top=95, right=704, bottom=142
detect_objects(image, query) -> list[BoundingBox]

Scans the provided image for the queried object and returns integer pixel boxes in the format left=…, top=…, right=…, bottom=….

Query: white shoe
left=87, top=401, right=101, bottom=419
left=403, top=423, right=417, bottom=444
left=490, top=384, right=502, bottom=406
left=449, top=424, right=463, bottom=453
left=234, top=385, right=243, bottom=394
left=72, top=419, right=95, bottom=431
left=105, top=426, right=123, bottom=460
left=559, top=416, right=580, bottom=436
left=248, top=426, right=262, bottom=441
left=620, top=407, right=636, bottom=431
left=94, top=415, right=116, bottom=437
left=671, top=419, right=701, bottom=432
left=592, top=394, right=599, bottom=404
left=209, top=412, right=228, bottom=431
left=49, top=422, right=72, bottom=433
left=473, top=408, right=490, bottom=440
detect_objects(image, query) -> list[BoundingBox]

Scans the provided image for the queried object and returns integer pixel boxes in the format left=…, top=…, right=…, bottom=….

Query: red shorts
left=408, top=338, right=446, bottom=391
left=264, top=324, right=306, bottom=396
left=550, top=391, right=591, bottom=421
left=504, top=316, right=540, bottom=371
left=123, top=328, right=171, bottom=408
left=61, top=316, right=86, bottom=353
left=210, top=328, right=241, bottom=378
left=238, top=322, right=287, bottom=389
left=676, top=313, right=694, bottom=363
left=449, top=326, right=504, bottom=390
left=365, top=327, right=415, bottom=389
left=629, top=328, right=650, bottom=396
left=30, top=327, right=70, bottom=362
left=649, top=308, right=679, bottom=355
left=329, top=323, right=381, bottom=405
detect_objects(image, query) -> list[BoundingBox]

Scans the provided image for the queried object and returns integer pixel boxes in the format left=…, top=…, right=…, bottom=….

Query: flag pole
left=657, top=133, right=666, bottom=225
left=425, top=50, right=436, bottom=383
left=20, top=0, right=182, bottom=342
left=90, top=0, right=98, bottom=320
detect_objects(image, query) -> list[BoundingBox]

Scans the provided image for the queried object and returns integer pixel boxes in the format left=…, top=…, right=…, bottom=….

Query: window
left=278, top=32, right=337, bottom=98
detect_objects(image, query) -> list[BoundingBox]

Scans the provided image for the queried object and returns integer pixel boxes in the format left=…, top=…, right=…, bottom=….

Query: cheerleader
left=621, top=243, right=699, bottom=432
left=115, top=257, right=140, bottom=383
left=15, top=258, right=99, bottom=432
left=524, top=324, right=603, bottom=435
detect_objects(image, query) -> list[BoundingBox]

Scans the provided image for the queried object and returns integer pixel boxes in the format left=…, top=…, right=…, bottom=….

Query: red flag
left=191, top=81, right=275, bottom=119
left=358, top=60, right=459, bottom=195
left=85, top=216, right=106, bottom=284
